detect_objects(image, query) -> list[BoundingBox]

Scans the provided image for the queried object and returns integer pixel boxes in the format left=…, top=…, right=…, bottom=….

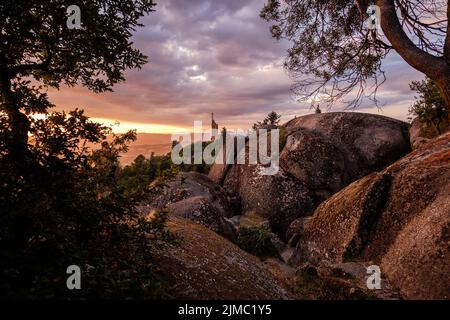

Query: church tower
left=211, top=112, right=218, bottom=141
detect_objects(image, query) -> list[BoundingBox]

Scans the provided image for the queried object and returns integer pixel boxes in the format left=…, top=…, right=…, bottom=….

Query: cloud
left=48, top=0, right=423, bottom=132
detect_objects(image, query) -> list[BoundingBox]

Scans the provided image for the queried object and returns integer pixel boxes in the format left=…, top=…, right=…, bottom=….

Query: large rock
left=167, top=196, right=236, bottom=241
left=409, top=117, right=449, bottom=150
left=292, top=172, right=392, bottom=264
left=145, top=172, right=237, bottom=240
left=280, top=128, right=350, bottom=201
left=153, top=217, right=295, bottom=299
left=210, top=112, right=411, bottom=239
left=291, top=132, right=450, bottom=299
left=207, top=163, right=230, bottom=186
left=227, top=165, right=315, bottom=239
left=283, top=112, right=411, bottom=190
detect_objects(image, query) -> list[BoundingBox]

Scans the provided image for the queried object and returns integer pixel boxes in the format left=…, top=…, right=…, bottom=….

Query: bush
left=117, top=140, right=213, bottom=199
left=0, top=110, right=175, bottom=299
left=236, top=226, right=279, bottom=259
left=117, top=153, right=175, bottom=200
left=409, top=78, right=449, bottom=134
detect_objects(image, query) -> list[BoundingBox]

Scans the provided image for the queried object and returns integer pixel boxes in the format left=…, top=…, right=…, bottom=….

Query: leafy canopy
left=253, top=111, right=282, bottom=129
left=0, top=110, right=175, bottom=299
left=0, top=1, right=180, bottom=299
left=409, top=78, right=449, bottom=134
left=0, top=0, right=156, bottom=100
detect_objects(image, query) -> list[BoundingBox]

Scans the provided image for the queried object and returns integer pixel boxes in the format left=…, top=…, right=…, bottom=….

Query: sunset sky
left=48, top=0, right=424, bottom=133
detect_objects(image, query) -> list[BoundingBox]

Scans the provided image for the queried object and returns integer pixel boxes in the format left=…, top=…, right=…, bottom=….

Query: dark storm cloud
left=49, top=0, right=422, bottom=130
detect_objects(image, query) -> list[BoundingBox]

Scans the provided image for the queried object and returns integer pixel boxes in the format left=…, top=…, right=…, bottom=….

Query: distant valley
left=119, top=133, right=172, bottom=165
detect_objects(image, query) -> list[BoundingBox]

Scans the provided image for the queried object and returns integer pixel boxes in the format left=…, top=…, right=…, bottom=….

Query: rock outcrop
left=209, top=112, right=411, bottom=239
left=153, top=217, right=295, bottom=299
left=224, top=165, right=315, bottom=239
left=291, top=132, right=450, bottom=299
left=286, top=217, right=311, bottom=247
left=409, top=117, right=449, bottom=149
left=145, top=172, right=237, bottom=240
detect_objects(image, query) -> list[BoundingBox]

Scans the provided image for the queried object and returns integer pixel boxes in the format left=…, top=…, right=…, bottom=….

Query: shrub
left=252, top=111, right=282, bottom=130
left=236, top=226, right=278, bottom=259
left=409, top=78, right=449, bottom=135
left=0, top=110, right=175, bottom=299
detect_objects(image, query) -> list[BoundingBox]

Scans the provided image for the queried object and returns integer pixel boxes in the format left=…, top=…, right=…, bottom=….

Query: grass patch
left=236, top=226, right=279, bottom=259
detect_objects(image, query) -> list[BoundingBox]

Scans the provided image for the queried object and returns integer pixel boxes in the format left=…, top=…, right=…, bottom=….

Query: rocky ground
left=142, top=112, right=449, bottom=300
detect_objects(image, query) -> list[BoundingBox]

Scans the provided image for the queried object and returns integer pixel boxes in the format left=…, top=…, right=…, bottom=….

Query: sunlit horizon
left=91, top=118, right=191, bottom=134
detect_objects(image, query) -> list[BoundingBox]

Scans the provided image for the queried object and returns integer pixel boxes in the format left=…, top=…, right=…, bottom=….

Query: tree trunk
left=377, top=0, right=450, bottom=113
left=0, top=70, right=31, bottom=162
left=435, top=75, right=450, bottom=115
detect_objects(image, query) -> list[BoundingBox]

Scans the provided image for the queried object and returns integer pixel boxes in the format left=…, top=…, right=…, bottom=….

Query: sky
left=48, top=0, right=425, bottom=133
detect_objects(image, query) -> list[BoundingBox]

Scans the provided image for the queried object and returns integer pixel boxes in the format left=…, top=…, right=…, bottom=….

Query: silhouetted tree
left=0, top=0, right=156, bottom=162
left=266, top=111, right=282, bottom=125
left=253, top=111, right=282, bottom=129
left=409, top=78, right=449, bottom=134
left=0, top=110, right=175, bottom=298
left=0, top=2, right=178, bottom=299
left=261, top=0, right=450, bottom=110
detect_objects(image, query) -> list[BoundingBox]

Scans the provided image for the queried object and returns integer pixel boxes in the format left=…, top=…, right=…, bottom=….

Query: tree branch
left=10, top=48, right=52, bottom=76
left=355, top=0, right=369, bottom=19
left=376, top=0, right=447, bottom=78
left=445, top=1, right=450, bottom=62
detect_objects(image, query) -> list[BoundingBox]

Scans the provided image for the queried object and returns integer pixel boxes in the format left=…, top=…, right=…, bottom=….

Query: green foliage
left=409, top=78, right=449, bottom=134
left=236, top=226, right=279, bottom=259
left=0, top=1, right=176, bottom=299
left=266, top=111, right=282, bottom=125
left=117, top=153, right=174, bottom=200
left=252, top=111, right=282, bottom=130
left=0, top=0, right=156, bottom=162
left=0, top=0, right=156, bottom=96
left=117, top=140, right=213, bottom=201
left=0, top=110, right=175, bottom=299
